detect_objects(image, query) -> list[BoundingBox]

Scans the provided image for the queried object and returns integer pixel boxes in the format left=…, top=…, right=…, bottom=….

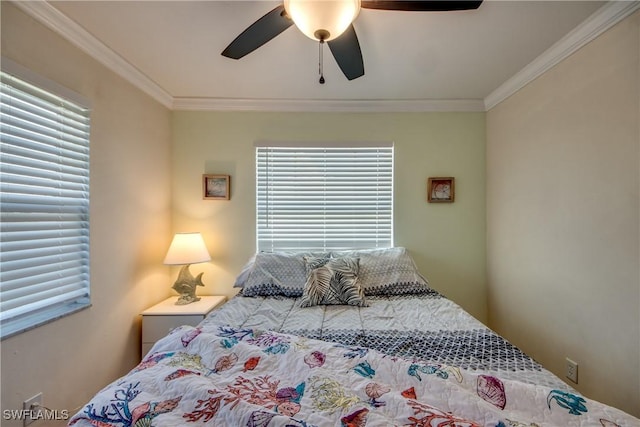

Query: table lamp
left=163, top=232, right=211, bottom=305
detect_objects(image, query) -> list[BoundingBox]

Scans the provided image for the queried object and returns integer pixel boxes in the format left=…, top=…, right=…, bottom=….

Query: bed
left=69, top=248, right=638, bottom=426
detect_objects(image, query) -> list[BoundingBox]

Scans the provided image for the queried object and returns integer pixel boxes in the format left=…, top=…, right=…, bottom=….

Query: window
left=256, top=142, right=393, bottom=252
left=0, top=60, right=91, bottom=339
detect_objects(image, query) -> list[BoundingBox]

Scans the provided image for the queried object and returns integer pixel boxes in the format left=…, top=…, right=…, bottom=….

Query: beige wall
left=1, top=3, right=173, bottom=425
left=486, top=11, right=640, bottom=417
left=12, top=0, right=638, bottom=421
left=171, top=111, right=487, bottom=321
left=1, top=3, right=488, bottom=420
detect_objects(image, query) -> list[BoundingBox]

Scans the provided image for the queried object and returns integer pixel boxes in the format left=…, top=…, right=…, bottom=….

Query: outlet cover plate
left=566, top=358, right=578, bottom=383
left=23, top=393, right=42, bottom=427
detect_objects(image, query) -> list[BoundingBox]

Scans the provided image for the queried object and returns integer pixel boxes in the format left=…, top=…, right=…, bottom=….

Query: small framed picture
left=203, top=174, right=230, bottom=200
left=427, top=177, right=455, bottom=203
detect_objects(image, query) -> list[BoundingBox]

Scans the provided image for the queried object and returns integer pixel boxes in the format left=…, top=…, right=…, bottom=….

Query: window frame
left=0, top=58, right=91, bottom=340
left=255, top=141, right=394, bottom=252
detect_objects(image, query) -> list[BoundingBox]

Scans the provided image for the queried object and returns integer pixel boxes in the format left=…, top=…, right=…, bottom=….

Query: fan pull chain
left=318, top=40, right=325, bottom=84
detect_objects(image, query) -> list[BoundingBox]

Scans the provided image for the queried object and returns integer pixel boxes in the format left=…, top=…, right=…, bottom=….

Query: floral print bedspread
left=69, top=323, right=637, bottom=427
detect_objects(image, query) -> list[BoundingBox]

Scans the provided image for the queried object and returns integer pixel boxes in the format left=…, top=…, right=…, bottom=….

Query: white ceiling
left=27, top=1, right=629, bottom=110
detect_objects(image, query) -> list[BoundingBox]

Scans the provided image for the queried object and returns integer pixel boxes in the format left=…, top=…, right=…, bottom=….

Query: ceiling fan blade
left=221, top=5, right=293, bottom=59
left=361, top=1, right=482, bottom=11
left=327, top=25, right=364, bottom=81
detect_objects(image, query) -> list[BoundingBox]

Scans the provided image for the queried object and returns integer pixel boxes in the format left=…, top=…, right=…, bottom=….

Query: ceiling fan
left=221, top=0, right=483, bottom=83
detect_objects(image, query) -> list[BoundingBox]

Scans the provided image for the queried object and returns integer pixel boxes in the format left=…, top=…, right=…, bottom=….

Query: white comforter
left=69, top=322, right=638, bottom=427
left=202, top=294, right=570, bottom=389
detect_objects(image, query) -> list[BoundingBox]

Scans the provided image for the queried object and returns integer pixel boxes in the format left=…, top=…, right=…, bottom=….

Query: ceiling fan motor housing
left=314, top=29, right=331, bottom=41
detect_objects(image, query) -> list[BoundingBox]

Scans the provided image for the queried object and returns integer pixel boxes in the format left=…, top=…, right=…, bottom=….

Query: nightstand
left=141, top=295, right=226, bottom=357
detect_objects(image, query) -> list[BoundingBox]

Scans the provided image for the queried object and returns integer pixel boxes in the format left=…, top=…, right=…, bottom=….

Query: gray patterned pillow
left=331, top=247, right=430, bottom=296
left=299, top=257, right=367, bottom=307
left=242, top=251, right=330, bottom=297
left=233, top=254, right=257, bottom=288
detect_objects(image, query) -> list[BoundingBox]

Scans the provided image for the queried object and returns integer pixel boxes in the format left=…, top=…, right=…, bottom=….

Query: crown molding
left=171, top=97, right=485, bottom=112
left=10, top=0, right=483, bottom=113
left=12, top=0, right=173, bottom=109
left=484, top=1, right=640, bottom=111
left=16, top=0, right=638, bottom=113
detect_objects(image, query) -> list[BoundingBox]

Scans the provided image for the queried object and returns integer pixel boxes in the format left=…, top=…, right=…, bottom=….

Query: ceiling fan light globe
left=284, top=0, right=361, bottom=41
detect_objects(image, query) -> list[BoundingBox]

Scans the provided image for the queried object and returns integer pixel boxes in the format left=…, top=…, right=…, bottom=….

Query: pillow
left=241, top=247, right=430, bottom=297
left=299, top=256, right=367, bottom=307
left=233, top=254, right=257, bottom=288
left=303, top=254, right=333, bottom=271
left=241, top=251, right=330, bottom=297
left=332, top=247, right=430, bottom=296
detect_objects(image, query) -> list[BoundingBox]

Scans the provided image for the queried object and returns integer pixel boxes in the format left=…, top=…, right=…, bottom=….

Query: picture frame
left=203, top=174, right=230, bottom=200
left=427, top=177, right=455, bottom=203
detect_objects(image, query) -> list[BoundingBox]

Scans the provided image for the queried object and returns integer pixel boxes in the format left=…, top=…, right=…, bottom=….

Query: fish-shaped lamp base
left=172, top=264, right=205, bottom=305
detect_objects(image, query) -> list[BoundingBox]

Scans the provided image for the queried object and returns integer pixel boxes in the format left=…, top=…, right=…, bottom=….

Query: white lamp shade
left=163, top=232, right=211, bottom=265
left=284, top=0, right=361, bottom=41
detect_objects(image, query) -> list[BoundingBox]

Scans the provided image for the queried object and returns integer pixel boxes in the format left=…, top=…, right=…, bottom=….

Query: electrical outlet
left=23, top=393, right=43, bottom=427
left=566, top=358, right=578, bottom=383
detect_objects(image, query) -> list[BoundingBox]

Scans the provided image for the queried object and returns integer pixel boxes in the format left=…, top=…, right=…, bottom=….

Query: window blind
left=0, top=67, right=91, bottom=339
left=256, top=144, right=393, bottom=252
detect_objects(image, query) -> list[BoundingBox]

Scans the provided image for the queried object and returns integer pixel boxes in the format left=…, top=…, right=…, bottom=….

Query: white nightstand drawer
left=142, top=314, right=204, bottom=343
left=140, top=295, right=226, bottom=358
